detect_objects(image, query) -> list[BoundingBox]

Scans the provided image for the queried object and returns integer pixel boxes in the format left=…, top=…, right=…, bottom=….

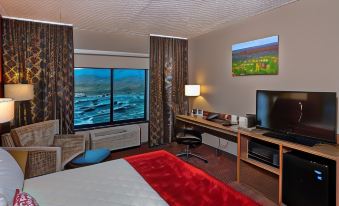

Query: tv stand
left=237, top=130, right=339, bottom=205
left=263, top=131, right=319, bottom=147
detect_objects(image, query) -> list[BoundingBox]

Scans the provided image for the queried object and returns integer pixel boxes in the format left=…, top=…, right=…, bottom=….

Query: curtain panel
left=2, top=18, right=74, bottom=134
left=0, top=15, right=3, bottom=98
left=149, top=36, right=188, bottom=147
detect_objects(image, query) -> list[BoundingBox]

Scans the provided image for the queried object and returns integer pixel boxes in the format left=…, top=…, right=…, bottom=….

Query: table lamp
left=185, top=85, right=200, bottom=115
left=4, top=83, right=34, bottom=127
left=0, top=98, right=14, bottom=145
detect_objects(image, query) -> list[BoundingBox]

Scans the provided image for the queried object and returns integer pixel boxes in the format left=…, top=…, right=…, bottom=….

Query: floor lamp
left=4, top=84, right=34, bottom=127
left=0, top=98, right=14, bottom=145
left=185, top=85, right=200, bottom=115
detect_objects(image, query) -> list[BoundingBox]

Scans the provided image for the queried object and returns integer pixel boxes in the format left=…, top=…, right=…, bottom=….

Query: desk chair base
left=177, top=145, right=208, bottom=163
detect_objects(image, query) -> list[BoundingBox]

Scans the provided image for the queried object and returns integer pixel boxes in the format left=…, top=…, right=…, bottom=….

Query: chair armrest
left=3, top=147, right=62, bottom=179
left=1, top=133, right=15, bottom=147
left=54, top=135, right=86, bottom=168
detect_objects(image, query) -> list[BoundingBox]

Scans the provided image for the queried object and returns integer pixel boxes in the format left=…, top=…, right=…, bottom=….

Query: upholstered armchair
left=1, top=120, right=85, bottom=179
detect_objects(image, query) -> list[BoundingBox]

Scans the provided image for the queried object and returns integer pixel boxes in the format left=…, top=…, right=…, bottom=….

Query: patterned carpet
left=109, top=142, right=276, bottom=206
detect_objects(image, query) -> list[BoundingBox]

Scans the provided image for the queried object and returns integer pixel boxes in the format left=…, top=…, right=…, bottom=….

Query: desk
left=176, top=115, right=238, bottom=140
left=176, top=115, right=239, bottom=155
left=176, top=115, right=339, bottom=205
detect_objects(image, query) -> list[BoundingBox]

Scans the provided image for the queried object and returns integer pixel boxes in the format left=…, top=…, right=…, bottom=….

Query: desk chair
left=176, top=128, right=208, bottom=163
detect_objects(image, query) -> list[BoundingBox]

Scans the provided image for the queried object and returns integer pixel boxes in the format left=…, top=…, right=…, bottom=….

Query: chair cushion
left=71, top=149, right=110, bottom=165
left=0, top=149, right=24, bottom=206
left=11, top=120, right=59, bottom=147
left=176, top=134, right=202, bottom=145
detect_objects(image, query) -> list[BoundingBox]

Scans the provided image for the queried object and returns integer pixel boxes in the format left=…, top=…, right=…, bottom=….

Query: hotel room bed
left=6, top=150, right=260, bottom=206
left=24, top=158, right=168, bottom=206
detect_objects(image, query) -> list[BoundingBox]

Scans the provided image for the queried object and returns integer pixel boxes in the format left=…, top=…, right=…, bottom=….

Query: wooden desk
left=176, top=115, right=238, bottom=139
left=177, top=114, right=339, bottom=205
left=176, top=115, right=239, bottom=156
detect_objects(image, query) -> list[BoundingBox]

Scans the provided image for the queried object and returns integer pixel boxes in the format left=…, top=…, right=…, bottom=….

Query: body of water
left=74, top=93, right=145, bottom=126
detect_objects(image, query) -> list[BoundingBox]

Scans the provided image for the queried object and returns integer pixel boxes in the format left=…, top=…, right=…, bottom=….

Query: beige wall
left=73, top=29, right=149, bottom=69
left=189, top=0, right=339, bottom=129
left=0, top=2, right=6, bottom=15
left=75, top=54, right=149, bottom=69
left=74, top=29, right=149, bottom=53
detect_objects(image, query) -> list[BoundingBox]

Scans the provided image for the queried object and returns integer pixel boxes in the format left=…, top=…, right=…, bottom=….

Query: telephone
left=206, top=113, right=219, bottom=120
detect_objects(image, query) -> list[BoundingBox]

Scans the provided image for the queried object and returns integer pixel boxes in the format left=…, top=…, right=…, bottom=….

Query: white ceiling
left=0, top=0, right=298, bottom=38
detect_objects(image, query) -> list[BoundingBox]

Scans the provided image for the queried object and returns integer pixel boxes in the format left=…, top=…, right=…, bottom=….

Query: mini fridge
left=283, top=151, right=336, bottom=206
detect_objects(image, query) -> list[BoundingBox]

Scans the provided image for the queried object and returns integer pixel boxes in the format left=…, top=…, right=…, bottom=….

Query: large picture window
left=74, top=68, right=147, bottom=128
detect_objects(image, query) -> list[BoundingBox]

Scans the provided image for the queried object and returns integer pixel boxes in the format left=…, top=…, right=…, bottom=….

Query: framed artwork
left=232, top=35, right=279, bottom=76
left=192, top=108, right=203, bottom=116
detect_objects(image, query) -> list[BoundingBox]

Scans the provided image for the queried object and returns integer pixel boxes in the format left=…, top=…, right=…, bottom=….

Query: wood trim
left=237, top=132, right=241, bottom=182
left=337, top=161, right=339, bottom=206
left=278, top=144, right=283, bottom=205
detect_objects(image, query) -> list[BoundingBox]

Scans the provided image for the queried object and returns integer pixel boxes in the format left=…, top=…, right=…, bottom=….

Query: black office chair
left=176, top=128, right=208, bottom=163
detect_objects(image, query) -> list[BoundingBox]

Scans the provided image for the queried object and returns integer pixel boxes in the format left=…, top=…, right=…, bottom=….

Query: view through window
left=113, top=69, right=146, bottom=122
left=74, top=68, right=147, bottom=127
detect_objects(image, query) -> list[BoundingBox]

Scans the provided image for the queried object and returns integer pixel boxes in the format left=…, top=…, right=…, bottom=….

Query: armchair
left=1, top=120, right=85, bottom=179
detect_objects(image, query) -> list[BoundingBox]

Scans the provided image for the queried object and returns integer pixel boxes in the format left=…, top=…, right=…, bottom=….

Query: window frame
left=74, top=67, right=148, bottom=130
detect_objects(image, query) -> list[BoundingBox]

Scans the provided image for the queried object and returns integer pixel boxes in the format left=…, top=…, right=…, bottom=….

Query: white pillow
left=0, top=193, right=8, bottom=206
left=0, top=148, right=24, bottom=205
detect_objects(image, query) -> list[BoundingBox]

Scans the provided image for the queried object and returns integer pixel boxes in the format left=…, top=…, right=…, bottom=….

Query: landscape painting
left=232, top=35, right=279, bottom=76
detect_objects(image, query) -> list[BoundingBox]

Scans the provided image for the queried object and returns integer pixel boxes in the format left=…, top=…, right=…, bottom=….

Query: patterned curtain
left=0, top=15, right=3, bottom=98
left=149, top=36, right=188, bottom=147
left=2, top=18, right=74, bottom=134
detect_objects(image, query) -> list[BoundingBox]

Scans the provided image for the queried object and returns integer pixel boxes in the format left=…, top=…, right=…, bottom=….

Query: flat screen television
left=256, top=90, right=337, bottom=145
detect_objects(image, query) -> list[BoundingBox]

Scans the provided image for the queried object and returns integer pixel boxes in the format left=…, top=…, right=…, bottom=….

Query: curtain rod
left=2, top=16, right=73, bottom=27
left=150, top=34, right=187, bottom=40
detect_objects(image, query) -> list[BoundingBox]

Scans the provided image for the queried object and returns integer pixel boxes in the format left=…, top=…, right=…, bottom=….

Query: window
left=74, top=68, right=147, bottom=128
left=113, top=69, right=146, bottom=122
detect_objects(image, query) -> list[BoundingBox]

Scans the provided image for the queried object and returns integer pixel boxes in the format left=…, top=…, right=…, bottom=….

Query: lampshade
left=185, top=85, right=200, bottom=97
left=0, top=98, right=14, bottom=123
left=5, top=84, right=34, bottom=101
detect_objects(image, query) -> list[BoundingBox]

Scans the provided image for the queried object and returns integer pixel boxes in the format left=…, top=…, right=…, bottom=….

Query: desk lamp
left=185, top=85, right=200, bottom=115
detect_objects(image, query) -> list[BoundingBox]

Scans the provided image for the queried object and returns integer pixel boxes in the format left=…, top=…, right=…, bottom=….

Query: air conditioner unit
left=90, top=125, right=141, bottom=151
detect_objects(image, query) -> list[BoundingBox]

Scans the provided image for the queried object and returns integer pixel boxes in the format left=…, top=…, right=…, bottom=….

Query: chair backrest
left=10, top=120, right=59, bottom=147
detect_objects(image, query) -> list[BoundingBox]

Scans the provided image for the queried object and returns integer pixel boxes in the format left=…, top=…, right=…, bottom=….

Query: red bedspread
left=125, top=150, right=260, bottom=206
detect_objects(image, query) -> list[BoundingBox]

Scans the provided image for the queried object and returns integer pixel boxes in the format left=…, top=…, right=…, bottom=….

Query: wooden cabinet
left=175, top=115, right=339, bottom=205
left=237, top=130, right=339, bottom=205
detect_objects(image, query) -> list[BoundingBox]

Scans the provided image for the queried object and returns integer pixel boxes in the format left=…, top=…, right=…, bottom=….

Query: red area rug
left=125, top=150, right=260, bottom=206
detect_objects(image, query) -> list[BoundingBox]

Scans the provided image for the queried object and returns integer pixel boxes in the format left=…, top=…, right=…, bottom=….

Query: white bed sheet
left=23, top=159, right=168, bottom=206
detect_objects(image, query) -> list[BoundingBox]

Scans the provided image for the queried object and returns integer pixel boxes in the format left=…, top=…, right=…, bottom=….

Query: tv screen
left=256, top=90, right=337, bottom=144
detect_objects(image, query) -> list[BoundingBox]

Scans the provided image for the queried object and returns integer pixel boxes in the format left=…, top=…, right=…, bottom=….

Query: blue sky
left=75, top=68, right=145, bottom=80
left=232, top=36, right=278, bottom=51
